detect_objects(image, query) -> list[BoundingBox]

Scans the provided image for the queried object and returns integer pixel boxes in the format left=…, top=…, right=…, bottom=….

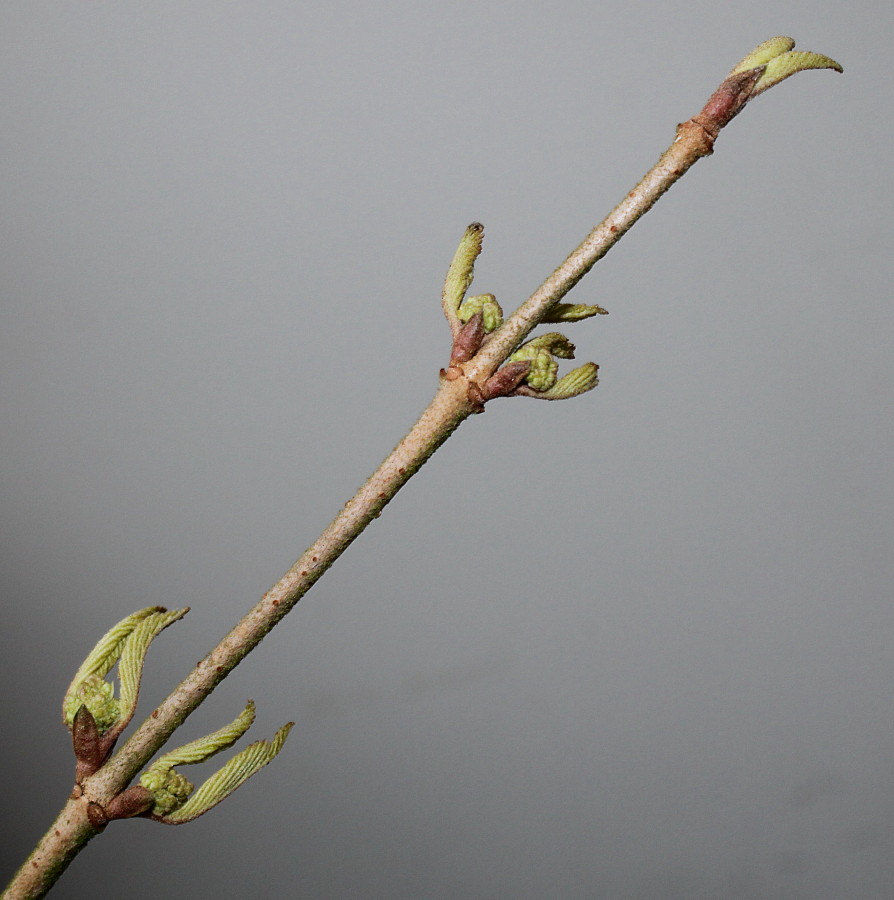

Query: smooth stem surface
left=467, top=119, right=715, bottom=383
left=4, top=86, right=748, bottom=900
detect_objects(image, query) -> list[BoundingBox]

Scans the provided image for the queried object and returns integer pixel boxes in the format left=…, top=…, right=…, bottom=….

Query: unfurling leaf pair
left=139, top=700, right=293, bottom=823
left=64, top=607, right=188, bottom=781
left=730, top=36, right=842, bottom=98
left=695, top=37, right=842, bottom=137
left=507, top=333, right=600, bottom=400
left=441, top=223, right=605, bottom=402
left=64, top=608, right=292, bottom=825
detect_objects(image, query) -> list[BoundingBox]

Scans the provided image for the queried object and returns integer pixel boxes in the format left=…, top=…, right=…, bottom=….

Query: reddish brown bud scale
left=72, top=705, right=103, bottom=781
left=105, top=786, right=154, bottom=821
left=482, top=360, right=532, bottom=400
left=450, top=312, right=485, bottom=365
left=694, top=68, right=763, bottom=136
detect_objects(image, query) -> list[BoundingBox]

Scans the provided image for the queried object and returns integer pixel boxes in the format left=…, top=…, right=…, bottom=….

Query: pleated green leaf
left=62, top=606, right=187, bottom=733
left=117, top=608, right=189, bottom=725
left=541, top=303, right=609, bottom=323
left=527, top=363, right=600, bottom=400
left=163, top=722, right=294, bottom=823
left=751, top=50, right=843, bottom=97
left=149, top=700, right=257, bottom=770
left=730, top=36, right=796, bottom=74
left=728, top=36, right=842, bottom=98
left=442, top=223, right=485, bottom=328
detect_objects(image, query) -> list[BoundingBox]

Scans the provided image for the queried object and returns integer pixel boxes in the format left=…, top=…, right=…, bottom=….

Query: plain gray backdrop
left=2, top=2, right=891, bottom=898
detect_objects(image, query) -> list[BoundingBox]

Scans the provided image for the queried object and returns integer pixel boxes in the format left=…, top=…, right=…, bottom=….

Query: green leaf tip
left=730, top=36, right=842, bottom=97
left=459, top=293, right=503, bottom=332
left=442, top=223, right=485, bottom=329
left=537, top=362, right=600, bottom=400
left=140, top=700, right=294, bottom=823
left=730, top=36, right=796, bottom=72
left=509, top=333, right=577, bottom=391
left=521, top=333, right=576, bottom=359
left=63, top=606, right=188, bottom=736
left=140, top=766, right=194, bottom=817
left=524, top=351, right=559, bottom=391
left=511, top=360, right=600, bottom=401
left=541, top=302, right=609, bottom=323
left=68, top=676, right=119, bottom=734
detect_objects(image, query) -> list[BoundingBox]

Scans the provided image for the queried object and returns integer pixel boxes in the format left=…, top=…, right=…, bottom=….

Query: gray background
left=1, top=3, right=890, bottom=898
